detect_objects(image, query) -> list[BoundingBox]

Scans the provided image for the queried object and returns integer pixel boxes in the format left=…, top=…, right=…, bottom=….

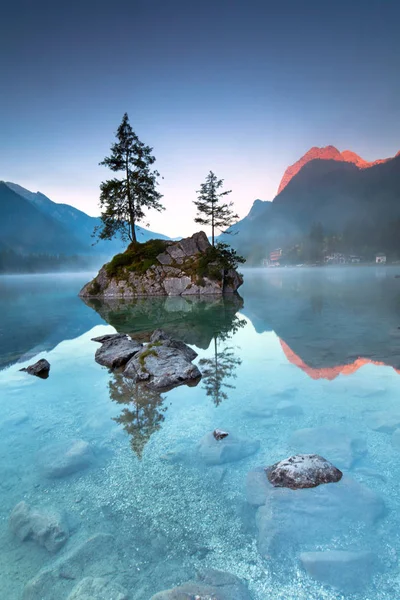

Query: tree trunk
left=126, top=155, right=137, bottom=243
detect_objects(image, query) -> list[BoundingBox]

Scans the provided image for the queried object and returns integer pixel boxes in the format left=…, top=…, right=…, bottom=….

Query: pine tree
left=95, top=113, right=164, bottom=244
left=193, top=171, right=238, bottom=246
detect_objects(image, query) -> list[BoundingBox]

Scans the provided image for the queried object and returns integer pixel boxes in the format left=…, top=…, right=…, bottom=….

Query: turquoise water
left=1, top=268, right=400, bottom=599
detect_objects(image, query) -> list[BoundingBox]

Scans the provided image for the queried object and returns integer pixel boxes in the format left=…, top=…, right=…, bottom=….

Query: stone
left=23, top=533, right=116, bottom=600
left=150, top=329, right=198, bottom=361
left=156, top=252, right=173, bottom=265
left=37, top=439, right=94, bottom=478
left=366, top=411, right=400, bottom=433
left=392, top=428, right=400, bottom=448
left=9, top=501, right=69, bottom=553
left=150, top=569, right=251, bottom=600
left=198, top=431, right=260, bottom=465
left=213, top=429, right=229, bottom=440
left=91, top=333, right=124, bottom=343
left=246, top=467, right=271, bottom=506
left=290, top=426, right=366, bottom=469
left=275, top=400, right=303, bottom=416
left=300, top=550, right=376, bottom=592
left=20, top=358, right=50, bottom=379
left=266, top=454, right=343, bottom=490
left=67, top=577, right=128, bottom=600
left=95, top=334, right=142, bottom=368
left=253, top=475, right=384, bottom=556
left=124, top=344, right=201, bottom=390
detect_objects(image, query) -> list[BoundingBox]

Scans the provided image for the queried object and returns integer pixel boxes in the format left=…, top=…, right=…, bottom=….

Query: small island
left=79, top=231, right=243, bottom=298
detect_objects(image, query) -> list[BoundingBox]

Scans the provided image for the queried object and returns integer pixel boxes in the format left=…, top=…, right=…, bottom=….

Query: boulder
left=266, top=454, right=343, bottom=490
left=290, top=426, right=366, bottom=469
left=366, top=411, right=400, bottom=433
left=9, top=501, right=69, bottom=553
left=79, top=232, right=243, bottom=298
left=250, top=474, right=385, bottom=556
left=300, top=550, right=376, bottom=592
left=150, top=569, right=251, bottom=600
left=20, top=358, right=50, bottom=379
left=213, top=428, right=229, bottom=440
left=275, top=400, right=303, bottom=416
left=198, top=431, right=260, bottom=465
left=37, top=439, right=94, bottom=478
left=124, top=344, right=201, bottom=390
left=67, top=577, right=128, bottom=600
left=150, top=329, right=198, bottom=361
left=23, top=533, right=116, bottom=600
left=94, top=334, right=142, bottom=368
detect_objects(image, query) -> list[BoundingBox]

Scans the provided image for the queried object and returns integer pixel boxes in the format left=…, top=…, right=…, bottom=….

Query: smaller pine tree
left=194, top=171, right=239, bottom=246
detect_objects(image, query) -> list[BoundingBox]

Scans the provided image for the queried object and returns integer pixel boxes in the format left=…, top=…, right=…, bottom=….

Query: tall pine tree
left=193, top=171, right=238, bottom=246
left=96, top=113, right=164, bottom=244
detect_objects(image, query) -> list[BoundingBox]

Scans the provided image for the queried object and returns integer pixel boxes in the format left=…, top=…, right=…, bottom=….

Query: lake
left=1, top=267, right=400, bottom=599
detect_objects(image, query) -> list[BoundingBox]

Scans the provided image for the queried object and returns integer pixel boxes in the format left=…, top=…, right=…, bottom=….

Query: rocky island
left=79, top=232, right=243, bottom=298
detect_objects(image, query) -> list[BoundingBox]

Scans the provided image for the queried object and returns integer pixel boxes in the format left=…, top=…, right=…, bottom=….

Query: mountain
left=277, top=145, right=397, bottom=194
left=224, top=147, right=400, bottom=263
left=5, top=182, right=170, bottom=255
left=0, top=182, right=87, bottom=255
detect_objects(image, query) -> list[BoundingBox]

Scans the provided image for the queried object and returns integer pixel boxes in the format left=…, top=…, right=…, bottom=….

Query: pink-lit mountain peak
left=277, top=146, right=396, bottom=194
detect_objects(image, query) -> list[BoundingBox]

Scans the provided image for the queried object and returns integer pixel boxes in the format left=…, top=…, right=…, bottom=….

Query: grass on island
left=103, top=237, right=241, bottom=287
left=105, top=239, right=169, bottom=278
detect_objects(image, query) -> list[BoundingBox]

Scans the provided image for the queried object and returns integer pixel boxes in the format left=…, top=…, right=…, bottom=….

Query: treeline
left=280, top=219, right=400, bottom=264
left=0, top=250, right=102, bottom=274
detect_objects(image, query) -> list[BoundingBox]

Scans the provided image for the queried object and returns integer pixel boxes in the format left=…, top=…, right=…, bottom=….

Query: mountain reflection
left=109, top=372, right=167, bottom=459
left=241, top=267, right=400, bottom=379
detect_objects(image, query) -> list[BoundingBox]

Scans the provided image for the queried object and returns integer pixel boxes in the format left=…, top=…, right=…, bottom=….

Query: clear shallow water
left=1, top=268, right=400, bottom=599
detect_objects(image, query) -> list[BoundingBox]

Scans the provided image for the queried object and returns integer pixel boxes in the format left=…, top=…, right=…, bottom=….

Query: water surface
left=1, top=268, right=400, bottom=599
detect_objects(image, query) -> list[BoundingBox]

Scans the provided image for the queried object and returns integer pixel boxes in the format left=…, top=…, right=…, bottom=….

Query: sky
left=1, top=0, right=400, bottom=238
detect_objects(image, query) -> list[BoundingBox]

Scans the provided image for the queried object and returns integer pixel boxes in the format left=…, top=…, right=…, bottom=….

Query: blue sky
left=1, top=0, right=400, bottom=237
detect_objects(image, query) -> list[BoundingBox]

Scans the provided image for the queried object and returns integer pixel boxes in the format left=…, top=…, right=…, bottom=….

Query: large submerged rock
left=246, top=469, right=385, bottom=556
left=151, top=569, right=251, bottom=600
left=79, top=232, right=243, bottom=298
left=9, top=501, right=69, bottom=553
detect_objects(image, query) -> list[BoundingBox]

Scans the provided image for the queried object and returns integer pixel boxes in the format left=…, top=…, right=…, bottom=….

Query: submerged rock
left=94, top=334, right=142, bottom=368
left=198, top=431, right=260, bottom=465
left=37, top=439, right=94, bottom=478
left=79, top=231, right=243, bottom=299
left=247, top=472, right=385, bottom=556
left=266, top=454, right=343, bottom=490
left=300, top=550, right=377, bottom=592
left=151, top=569, right=251, bottom=600
left=20, top=358, right=50, bottom=379
left=23, top=533, right=117, bottom=600
left=9, top=501, right=69, bottom=553
left=67, top=577, right=128, bottom=600
left=290, top=426, right=366, bottom=469
left=124, top=344, right=201, bottom=390
left=365, top=410, right=400, bottom=433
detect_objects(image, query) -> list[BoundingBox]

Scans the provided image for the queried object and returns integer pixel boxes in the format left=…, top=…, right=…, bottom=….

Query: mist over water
left=1, top=267, right=400, bottom=599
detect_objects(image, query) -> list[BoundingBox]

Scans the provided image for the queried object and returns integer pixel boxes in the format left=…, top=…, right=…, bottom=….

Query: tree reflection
left=109, top=373, right=167, bottom=458
left=199, top=315, right=245, bottom=406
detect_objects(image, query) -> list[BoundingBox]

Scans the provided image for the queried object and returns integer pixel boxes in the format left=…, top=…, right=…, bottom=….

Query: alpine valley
left=0, top=182, right=170, bottom=273
left=222, top=146, right=400, bottom=265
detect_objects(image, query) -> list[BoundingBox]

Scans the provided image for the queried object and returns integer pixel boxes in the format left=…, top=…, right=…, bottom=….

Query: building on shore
left=376, top=253, right=387, bottom=264
left=263, top=248, right=282, bottom=267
